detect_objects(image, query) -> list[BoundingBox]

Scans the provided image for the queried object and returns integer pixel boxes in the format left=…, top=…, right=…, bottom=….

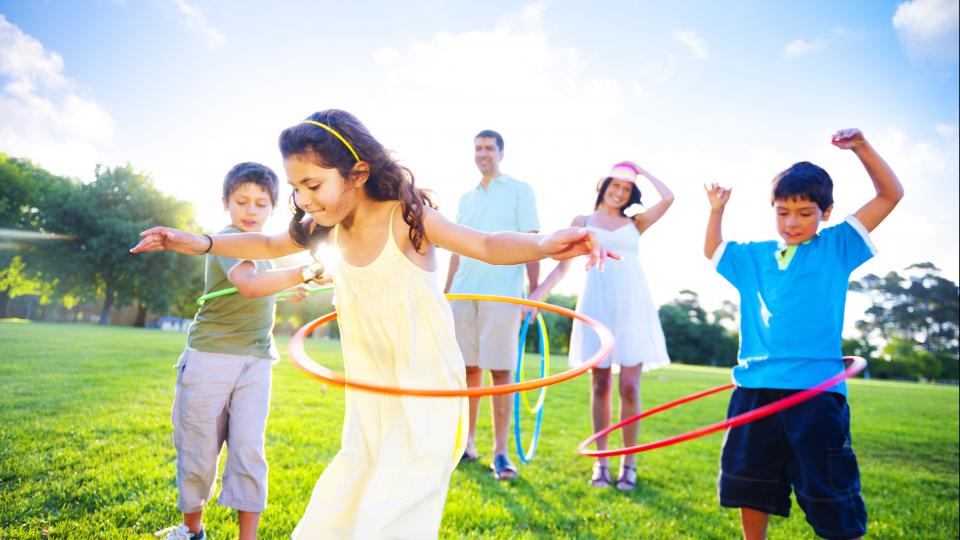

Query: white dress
left=568, top=221, right=670, bottom=371
left=292, top=208, right=468, bottom=539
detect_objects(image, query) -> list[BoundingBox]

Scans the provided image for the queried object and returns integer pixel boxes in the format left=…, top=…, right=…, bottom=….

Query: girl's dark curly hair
left=279, top=109, right=436, bottom=252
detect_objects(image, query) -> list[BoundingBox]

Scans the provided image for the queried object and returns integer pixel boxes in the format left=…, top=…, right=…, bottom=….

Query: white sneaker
left=155, top=524, right=207, bottom=540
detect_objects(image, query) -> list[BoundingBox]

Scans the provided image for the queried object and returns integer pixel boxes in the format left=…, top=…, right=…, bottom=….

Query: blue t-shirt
left=713, top=216, right=876, bottom=395
left=450, top=175, right=540, bottom=297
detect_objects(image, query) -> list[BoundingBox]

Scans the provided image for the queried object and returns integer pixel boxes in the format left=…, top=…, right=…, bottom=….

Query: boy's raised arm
left=833, top=128, right=904, bottom=232
left=704, top=183, right=731, bottom=259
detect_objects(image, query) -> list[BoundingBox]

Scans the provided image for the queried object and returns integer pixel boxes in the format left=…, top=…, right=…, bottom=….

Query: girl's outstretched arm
left=630, top=164, right=675, bottom=234
left=131, top=226, right=304, bottom=260
left=423, top=208, right=618, bottom=270
left=527, top=216, right=586, bottom=302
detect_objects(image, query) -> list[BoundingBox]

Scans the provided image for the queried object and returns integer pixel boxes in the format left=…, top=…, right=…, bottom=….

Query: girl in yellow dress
left=133, top=109, right=616, bottom=539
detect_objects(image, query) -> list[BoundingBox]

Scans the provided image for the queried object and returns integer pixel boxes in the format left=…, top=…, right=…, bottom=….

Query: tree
left=850, top=263, right=959, bottom=354
left=869, top=337, right=942, bottom=381
left=0, top=154, right=77, bottom=317
left=658, top=289, right=739, bottom=366
left=38, top=164, right=198, bottom=324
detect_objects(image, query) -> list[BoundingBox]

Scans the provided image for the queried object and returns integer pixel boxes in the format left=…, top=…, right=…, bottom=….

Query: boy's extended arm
left=835, top=130, right=904, bottom=232
left=228, top=263, right=306, bottom=298
left=704, top=184, right=731, bottom=259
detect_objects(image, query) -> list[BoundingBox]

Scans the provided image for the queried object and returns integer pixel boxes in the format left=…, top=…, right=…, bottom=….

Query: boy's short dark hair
left=223, top=162, right=280, bottom=207
left=474, top=129, right=504, bottom=152
left=771, top=161, right=834, bottom=212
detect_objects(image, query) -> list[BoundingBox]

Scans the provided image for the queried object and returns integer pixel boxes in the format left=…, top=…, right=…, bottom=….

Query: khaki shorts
left=172, top=348, right=272, bottom=513
left=450, top=300, right=521, bottom=371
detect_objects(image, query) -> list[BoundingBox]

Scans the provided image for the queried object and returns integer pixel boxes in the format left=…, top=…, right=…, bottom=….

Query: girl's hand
left=539, top=227, right=621, bottom=271
left=704, top=183, right=732, bottom=211
left=130, top=226, right=207, bottom=255
left=831, top=128, right=866, bottom=150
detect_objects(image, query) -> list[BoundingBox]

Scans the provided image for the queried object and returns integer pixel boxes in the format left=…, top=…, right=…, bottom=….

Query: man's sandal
left=491, top=454, right=519, bottom=480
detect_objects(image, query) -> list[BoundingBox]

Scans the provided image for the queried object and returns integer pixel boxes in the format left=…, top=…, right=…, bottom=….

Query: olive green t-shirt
left=186, top=225, right=278, bottom=359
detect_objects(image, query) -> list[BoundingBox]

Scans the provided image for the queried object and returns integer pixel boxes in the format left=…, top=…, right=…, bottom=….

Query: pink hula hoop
left=578, top=356, right=867, bottom=458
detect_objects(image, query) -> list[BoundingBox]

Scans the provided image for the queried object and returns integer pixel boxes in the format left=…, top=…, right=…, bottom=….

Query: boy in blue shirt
left=703, top=128, right=904, bottom=540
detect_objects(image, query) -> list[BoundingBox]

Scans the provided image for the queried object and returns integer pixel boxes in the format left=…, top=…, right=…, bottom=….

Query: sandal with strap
left=589, top=463, right=612, bottom=488
left=491, top=454, right=519, bottom=480
left=616, top=464, right=637, bottom=491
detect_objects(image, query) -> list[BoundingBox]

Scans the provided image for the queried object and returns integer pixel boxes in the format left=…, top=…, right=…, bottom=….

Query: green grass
left=1, top=322, right=957, bottom=539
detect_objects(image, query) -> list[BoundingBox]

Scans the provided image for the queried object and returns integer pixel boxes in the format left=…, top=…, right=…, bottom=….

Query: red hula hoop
left=578, top=356, right=867, bottom=458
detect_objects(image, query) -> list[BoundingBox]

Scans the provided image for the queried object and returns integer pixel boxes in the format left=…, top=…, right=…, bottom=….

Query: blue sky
left=2, top=0, right=958, bottom=324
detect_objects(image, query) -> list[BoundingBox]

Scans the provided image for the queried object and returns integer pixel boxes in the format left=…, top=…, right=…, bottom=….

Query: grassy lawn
left=1, top=321, right=957, bottom=539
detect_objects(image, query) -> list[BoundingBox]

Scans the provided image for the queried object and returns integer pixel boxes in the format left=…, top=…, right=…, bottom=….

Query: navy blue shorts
left=718, top=387, right=867, bottom=540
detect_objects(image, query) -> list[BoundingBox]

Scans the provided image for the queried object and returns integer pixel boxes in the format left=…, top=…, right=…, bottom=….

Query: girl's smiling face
left=284, top=154, right=360, bottom=227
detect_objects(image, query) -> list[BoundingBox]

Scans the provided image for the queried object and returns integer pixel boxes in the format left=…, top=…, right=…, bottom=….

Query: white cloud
left=783, top=38, right=825, bottom=58
left=170, top=0, right=226, bottom=50
left=0, top=15, right=115, bottom=178
left=934, top=123, right=958, bottom=138
left=361, top=2, right=631, bottom=295
left=372, top=47, right=398, bottom=64
left=893, top=0, right=959, bottom=62
left=673, top=30, right=707, bottom=59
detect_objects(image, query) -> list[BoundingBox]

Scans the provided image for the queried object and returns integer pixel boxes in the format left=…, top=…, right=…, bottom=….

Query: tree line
left=2, top=154, right=957, bottom=383
left=0, top=154, right=201, bottom=325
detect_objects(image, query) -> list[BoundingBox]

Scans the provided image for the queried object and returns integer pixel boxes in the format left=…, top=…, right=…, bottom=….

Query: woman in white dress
left=529, top=161, right=673, bottom=491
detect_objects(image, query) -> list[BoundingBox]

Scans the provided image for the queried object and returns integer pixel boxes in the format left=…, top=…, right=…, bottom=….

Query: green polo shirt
left=450, top=175, right=540, bottom=297
left=186, top=225, right=278, bottom=359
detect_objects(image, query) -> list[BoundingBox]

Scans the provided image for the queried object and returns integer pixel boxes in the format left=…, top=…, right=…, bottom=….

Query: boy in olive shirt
left=157, top=163, right=324, bottom=540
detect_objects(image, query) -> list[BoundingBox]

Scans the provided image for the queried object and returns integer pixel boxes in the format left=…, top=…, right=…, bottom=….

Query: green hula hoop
left=196, top=284, right=333, bottom=305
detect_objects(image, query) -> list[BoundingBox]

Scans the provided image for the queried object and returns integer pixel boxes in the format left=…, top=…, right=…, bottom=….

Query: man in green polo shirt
left=444, top=129, right=540, bottom=480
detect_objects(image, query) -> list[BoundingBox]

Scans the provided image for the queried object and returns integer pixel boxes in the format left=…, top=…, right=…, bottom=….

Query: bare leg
left=490, top=369, right=514, bottom=459
left=590, top=368, right=613, bottom=469
left=741, top=508, right=769, bottom=540
left=463, top=365, right=483, bottom=459
left=237, top=511, right=260, bottom=540
left=618, top=364, right=642, bottom=469
left=183, top=511, right=202, bottom=535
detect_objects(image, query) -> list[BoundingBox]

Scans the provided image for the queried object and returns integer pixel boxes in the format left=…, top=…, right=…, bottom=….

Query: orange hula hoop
left=289, top=294, right=615, bottom=397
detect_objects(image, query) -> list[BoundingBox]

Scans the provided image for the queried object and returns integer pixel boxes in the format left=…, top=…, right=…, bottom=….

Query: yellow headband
left=301, top=120, right=360, bottom=162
